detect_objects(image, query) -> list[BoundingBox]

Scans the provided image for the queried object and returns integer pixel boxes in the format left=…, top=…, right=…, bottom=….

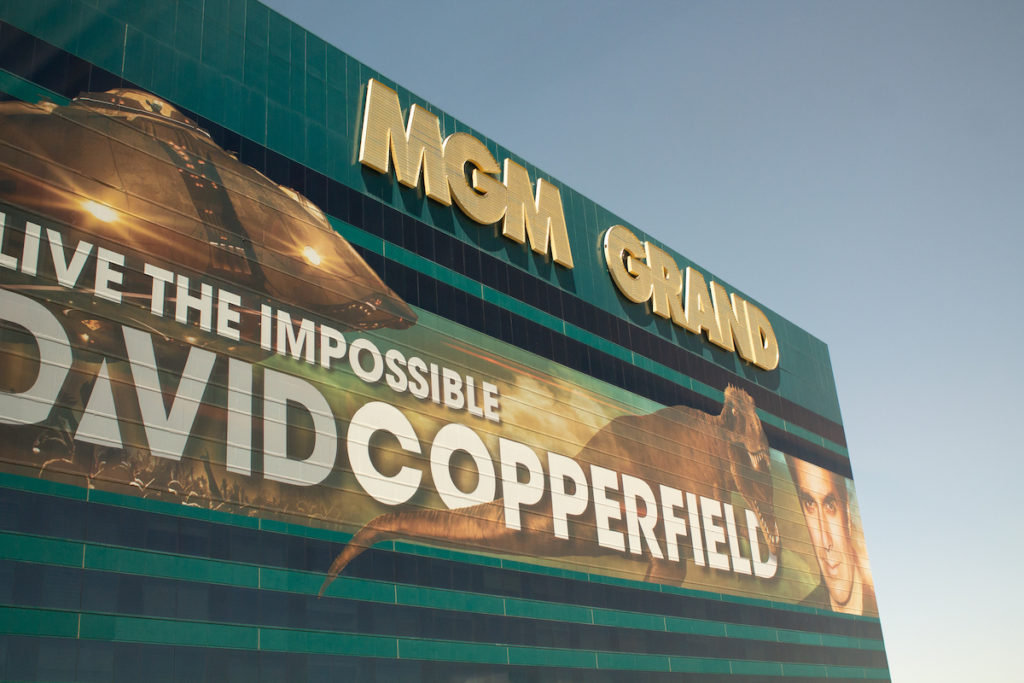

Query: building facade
left=0, top=1, right=889, bottom=680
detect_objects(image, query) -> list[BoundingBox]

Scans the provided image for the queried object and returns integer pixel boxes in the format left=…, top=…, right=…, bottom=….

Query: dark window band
left=0, top=635, right=888, bottom=683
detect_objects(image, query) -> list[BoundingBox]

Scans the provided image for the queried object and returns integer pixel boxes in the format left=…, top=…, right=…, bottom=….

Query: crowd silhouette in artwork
left=32, top=429, right=337, bottom=521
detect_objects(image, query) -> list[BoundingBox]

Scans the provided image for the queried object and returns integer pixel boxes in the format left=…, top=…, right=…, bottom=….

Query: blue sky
left=262, top=1, right=1024, bottom=679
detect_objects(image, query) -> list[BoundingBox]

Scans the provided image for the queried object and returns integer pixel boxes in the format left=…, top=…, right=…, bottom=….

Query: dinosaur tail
left=318, top=501, right=512, bottom=597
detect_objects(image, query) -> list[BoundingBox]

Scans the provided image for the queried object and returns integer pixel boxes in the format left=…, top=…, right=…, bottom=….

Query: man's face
left=790, top=460, right=855, bottom=608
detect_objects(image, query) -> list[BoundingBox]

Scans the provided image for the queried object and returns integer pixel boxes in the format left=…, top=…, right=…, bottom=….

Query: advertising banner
left=0, top=90, right=877, bottom=616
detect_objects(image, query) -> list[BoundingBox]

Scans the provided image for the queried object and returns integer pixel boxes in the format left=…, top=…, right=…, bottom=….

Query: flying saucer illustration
left=0, top=89, right=416, bottom=341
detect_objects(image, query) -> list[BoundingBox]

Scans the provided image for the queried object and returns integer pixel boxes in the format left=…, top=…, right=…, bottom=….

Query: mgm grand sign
left=604, top=224, right=779, bottom=371
left=358, top=79, right=779, bottom=371
left=358, top=79, right=574, bottom=269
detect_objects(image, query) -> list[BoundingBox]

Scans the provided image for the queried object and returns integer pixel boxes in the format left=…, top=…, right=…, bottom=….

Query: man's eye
left=825, top=501, right=837, bottom=514
left=803, top=500, right=815, bottom=513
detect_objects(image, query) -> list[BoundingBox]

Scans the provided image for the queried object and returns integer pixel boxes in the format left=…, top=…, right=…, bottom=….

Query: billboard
left=0, top=90, right=877, bottom=617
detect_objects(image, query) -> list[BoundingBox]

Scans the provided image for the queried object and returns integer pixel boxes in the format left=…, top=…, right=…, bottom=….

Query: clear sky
left=261, top=1, right=1023, bottom=679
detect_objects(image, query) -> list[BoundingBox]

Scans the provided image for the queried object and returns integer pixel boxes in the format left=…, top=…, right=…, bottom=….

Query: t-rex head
left=720, top=385, right=780, bottom=555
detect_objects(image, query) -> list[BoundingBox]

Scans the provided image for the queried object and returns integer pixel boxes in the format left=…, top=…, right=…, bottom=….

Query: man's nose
left=818, top=513, right=832, bottom=551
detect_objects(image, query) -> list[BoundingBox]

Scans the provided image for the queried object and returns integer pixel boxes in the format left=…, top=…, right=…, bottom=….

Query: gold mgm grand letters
left=603, top=225, right=780, bottom=371
left=359, top=79, right=574, bottom=269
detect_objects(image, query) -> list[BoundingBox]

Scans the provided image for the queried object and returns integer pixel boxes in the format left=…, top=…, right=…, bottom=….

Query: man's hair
left=785, top=455, right=849, bottom=511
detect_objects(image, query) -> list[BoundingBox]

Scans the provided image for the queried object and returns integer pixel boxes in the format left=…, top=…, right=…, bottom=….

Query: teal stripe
left=78, top=613, right=257, bottom=649
left=669, top=655, right=732, bottom=674
left=396, top=583, right=505, bottom=616
left=0, top=606, right=78, bottom=638
left=507, top=644, right=597, bottom=668
left=729, top=659, right=785, bottom=676
left=0, top=68, right=70, bottom=105
left=397, top=637, right=509, bottom=665
left=84, top=543, right=260, bottom=588
left=259, top=627, right=397, bottom=658
left=596, top=651, right=672, bottom=672
left=260, top=565, right=396, bottom=604
left=504, top=596, right=594, bottom=625
left=780, top=661, right=830, bottom=677
left=0, top=531, right=82, bottom=568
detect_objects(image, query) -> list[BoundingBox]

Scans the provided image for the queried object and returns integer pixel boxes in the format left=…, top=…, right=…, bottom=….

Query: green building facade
left=0, top=1, right=888, bottom=680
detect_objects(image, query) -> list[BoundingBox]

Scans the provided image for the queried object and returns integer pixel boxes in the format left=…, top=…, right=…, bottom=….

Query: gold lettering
left=502, top=159, right=574, bottom=269
left=745, top=302, right=780, bottom=371
left=603, top=224, right=780, bottom=370
left=683, top=267, right=721, bottom=340
left=443, top=133, right=507, bottom=225
left=359, top=80, right=574, bottom=269
left=603, top=225, right=652, bottom=304
left=710, top=283, right=757, bottom=363
left=359, top=79, right=451, bottom=205
left=644, top=241, right=686, bottom=325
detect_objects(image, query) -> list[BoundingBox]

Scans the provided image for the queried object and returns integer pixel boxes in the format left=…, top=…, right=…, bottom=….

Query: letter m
left=502, top=160, right=574, bottom=269
left=359, top=79, right=451, bottom=205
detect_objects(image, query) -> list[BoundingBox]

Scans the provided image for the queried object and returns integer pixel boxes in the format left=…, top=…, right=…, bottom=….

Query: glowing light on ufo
left=82, top=199, right=117, bottom=223
left=302, top=245, right=322, bottom=266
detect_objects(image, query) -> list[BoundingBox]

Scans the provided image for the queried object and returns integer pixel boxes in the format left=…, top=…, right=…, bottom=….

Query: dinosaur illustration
left=319, top=385, right=780, bottom=594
